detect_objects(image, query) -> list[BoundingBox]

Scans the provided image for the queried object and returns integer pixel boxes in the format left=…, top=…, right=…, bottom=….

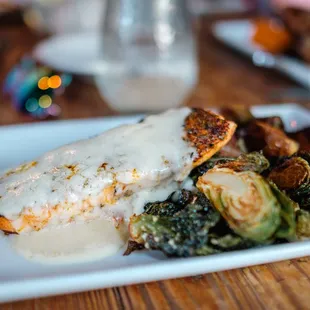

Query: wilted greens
left=129, top=190, right=255, bottom=257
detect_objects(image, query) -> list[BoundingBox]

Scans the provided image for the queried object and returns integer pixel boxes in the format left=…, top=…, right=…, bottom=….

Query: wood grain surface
left=1, top=13, right=310, bottom=310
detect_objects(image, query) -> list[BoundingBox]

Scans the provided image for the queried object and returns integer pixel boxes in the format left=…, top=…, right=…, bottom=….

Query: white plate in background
left=212, top=20, right=310, bottom=89
left=0, top=104, right=309, bottom=303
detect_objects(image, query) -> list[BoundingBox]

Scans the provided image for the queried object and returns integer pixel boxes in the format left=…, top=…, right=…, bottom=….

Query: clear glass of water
left=95, top=0, right=198, bottom=112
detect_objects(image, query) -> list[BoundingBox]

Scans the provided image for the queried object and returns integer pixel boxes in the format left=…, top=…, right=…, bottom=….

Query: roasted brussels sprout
left=296, top=210, right=310, bottom=240
left=197, top=167, right=296, bottom=242
left=268, top=153, right=310, bottom=210
left=190, top=152, right=269, bottom=183
left=244, top=121, right=299, bottom=157
left=269, top=156, right=309, bottom=191
left=215, top=152, right=270, bottom=173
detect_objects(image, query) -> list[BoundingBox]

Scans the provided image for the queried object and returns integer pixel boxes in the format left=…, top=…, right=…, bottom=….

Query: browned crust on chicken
left=184, top=109, right=237, bottom=167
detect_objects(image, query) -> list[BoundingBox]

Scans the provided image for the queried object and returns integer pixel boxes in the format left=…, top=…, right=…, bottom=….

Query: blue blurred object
left=3, top=56, right=72, bottom=119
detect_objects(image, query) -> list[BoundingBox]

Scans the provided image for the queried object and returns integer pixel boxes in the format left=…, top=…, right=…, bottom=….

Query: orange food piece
left=0, top=216, right=16, bottom=234
left=252, top=18, right=292, bottom=54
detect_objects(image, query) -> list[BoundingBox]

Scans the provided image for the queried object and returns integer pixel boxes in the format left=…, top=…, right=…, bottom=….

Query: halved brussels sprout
left=197, top=167, right=296, bottom=242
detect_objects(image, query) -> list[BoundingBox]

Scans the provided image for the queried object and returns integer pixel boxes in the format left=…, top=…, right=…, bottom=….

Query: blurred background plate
left=33, top=32, right=103, bottom=75
left=212, top=19, right=310, bottom=89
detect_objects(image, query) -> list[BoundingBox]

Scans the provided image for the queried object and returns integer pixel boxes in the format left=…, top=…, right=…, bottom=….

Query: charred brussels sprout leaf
left=190, top=152, right=269, bottom=184
left=197, top=167, right=296, bottom=242
left=123, top=240, right=145, bottom=256
left=268, top=152, right=310, bottom=210
left=130, top=202, right=220, bottom=257
left=215, top=152, right=270, bottom=173
left=143, top=190, right=195, bottom=216
left=144, top=201, right=182, bottom=217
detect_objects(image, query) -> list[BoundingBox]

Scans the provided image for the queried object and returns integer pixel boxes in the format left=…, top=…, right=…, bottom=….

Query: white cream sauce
left=0, top=108, right=199, bottom=263
left=9, top=219, right=129, bottom=264
left=7, top=180, right=179, bottom=264
left=0, top=108, right=197, bottom=233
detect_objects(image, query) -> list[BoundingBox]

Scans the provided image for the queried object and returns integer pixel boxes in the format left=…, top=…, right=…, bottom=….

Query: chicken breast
left=0, top=108, right=236, bottom=234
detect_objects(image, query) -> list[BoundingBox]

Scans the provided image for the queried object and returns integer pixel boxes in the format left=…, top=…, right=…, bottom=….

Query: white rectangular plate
left=1, top=104, right=310, bottom=303
left=212, top=20, right=310, bottom=89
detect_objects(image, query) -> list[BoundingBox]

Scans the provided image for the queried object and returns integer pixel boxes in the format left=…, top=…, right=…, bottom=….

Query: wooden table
left=1, top=14, right=310, bottom=310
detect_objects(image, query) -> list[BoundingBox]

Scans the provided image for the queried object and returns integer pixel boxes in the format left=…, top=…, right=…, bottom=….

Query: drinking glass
left=95, top=0, right=198, bottom=112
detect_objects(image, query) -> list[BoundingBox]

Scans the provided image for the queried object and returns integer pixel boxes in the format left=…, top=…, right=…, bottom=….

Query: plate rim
left=1, top=241, right=310, bottom=303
